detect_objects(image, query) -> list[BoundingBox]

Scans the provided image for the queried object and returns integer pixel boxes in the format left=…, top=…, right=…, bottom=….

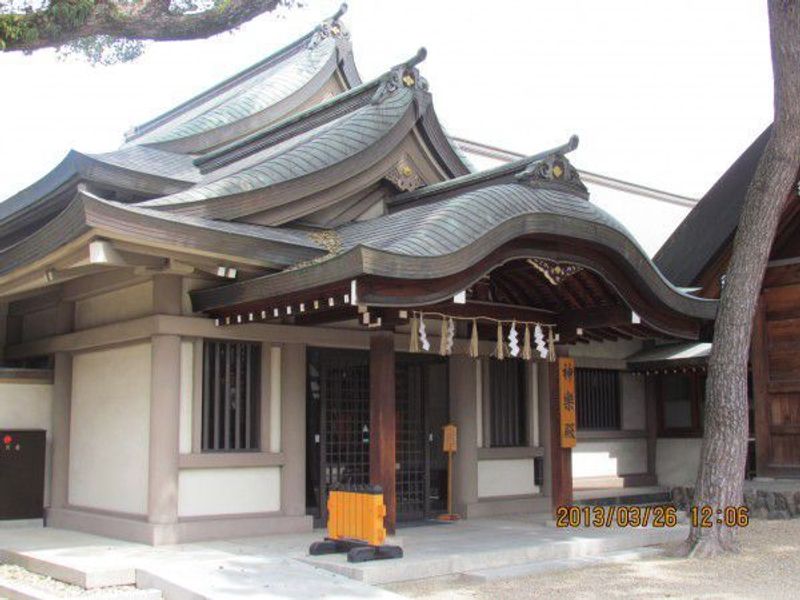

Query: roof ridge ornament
left=371, top=47, right=429, bottom=105
left=514, top=135, right=586, bottom=194
left=308, top=3, right=350, bottom=49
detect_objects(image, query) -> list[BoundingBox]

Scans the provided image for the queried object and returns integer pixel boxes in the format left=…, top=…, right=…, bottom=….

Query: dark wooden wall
left=753, top=266, right=800, bottom=476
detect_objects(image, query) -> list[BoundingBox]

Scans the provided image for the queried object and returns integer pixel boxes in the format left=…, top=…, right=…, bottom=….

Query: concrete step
left=303, top=524, right=688, bottom=585
left=463, top=546, right=664, bottom=581
left=0, top=567, right=160, bottom=600
left=0, top=548, right=136, bottom=589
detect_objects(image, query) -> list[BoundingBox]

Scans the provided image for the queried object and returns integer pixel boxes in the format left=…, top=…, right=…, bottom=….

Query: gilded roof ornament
left=386, top=158, right=423, bottom=191
left=308, top=3, right=350, bottom=49
left=514, top=135, right=587, bottom=194
left=308, top=230, right=343, bottom=255
left=371, top=47, right=429, bottom=104
left=527, top=258, right=583, bottom=285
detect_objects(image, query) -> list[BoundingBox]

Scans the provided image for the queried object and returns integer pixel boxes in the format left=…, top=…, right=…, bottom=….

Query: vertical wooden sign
left=559, top=357, right=577, bottom=448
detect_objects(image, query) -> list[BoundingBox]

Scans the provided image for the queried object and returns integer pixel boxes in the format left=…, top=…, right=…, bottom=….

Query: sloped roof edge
left=124, top=4, right=352, bottom=144
left=654, top=126, right=772, bottom=287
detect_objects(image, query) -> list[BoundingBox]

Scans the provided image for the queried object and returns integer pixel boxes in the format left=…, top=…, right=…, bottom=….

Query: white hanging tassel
left=508, top=321, right=520, bottom=357
left=469, top=319, right=480, bottom=358
left=522, top=324, right=532, bottom=360
left=409, top=314, right=419, bottom=352
left=496, top=322, right=505, bottom=360
left=419, top=314, right=430, bottom=352
left=445, top=318, right=455, bottom=355
left=534, top=323, right=548, bottom=359
left=548, top=326, right=557, bottom=362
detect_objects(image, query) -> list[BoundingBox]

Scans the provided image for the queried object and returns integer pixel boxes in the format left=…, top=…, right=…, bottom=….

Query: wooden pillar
left=50, top=351, right=72, bottom=509
left=752, top=296, right=771, bottom=476
left=548, top=356, right=573, bottom=513
left=369, top=330, right=396, bottom=533
left=148, top=334, right=181, bottom=525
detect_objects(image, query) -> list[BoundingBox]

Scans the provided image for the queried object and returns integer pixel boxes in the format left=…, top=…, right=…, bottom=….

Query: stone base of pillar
left=46, top=507, right=312, bottom=545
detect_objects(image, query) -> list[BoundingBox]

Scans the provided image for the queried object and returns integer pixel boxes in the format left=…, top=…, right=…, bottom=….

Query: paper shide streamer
left=408, top=311, right=557, bottom=362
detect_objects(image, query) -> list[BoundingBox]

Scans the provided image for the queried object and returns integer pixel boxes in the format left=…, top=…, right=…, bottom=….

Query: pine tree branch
left=1, top=0, right=284, bottom=54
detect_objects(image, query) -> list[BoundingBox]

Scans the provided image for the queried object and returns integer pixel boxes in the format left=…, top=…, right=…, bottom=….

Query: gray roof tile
left=139, top=85, right=414, bottom=209
left=337, top=183, right=635, bottom=257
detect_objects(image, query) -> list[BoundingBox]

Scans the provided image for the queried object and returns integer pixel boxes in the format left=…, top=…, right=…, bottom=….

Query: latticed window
left=202, top=340, right=261, bottom=452
left=489, top=360, right=527, bottom=447
left=575, top=368, right=621, bottom=430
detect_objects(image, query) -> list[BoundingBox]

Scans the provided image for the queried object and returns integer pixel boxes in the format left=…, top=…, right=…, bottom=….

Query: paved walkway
left=0, top=516, right=687, bottom=598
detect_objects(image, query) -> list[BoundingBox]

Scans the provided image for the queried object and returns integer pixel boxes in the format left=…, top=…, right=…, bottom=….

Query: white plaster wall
left=657, top=438, right=702, bottom=487
left=74, top=282, right=153, bottom=330
left=69, top=343, right=151, bottom=515
left=177, top=467, right=281, bottom=517
left=0, top=382, right=53, bottom=506
left=572, top=439, right=647, bottom=478
left=478, top=459, right=538, bottom=498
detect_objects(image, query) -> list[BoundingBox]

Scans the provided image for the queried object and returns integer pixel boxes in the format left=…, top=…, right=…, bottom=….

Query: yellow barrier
left=327, top=484, right=387, bottom=547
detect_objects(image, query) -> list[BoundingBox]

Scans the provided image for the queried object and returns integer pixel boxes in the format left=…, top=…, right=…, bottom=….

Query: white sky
left=0, top=0, right=773, bottom=252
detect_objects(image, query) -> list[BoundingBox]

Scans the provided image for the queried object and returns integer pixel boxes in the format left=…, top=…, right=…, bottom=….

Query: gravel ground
left=384, top=518, right=800, bottom=599
left=0, top=564, right=139, bottom=597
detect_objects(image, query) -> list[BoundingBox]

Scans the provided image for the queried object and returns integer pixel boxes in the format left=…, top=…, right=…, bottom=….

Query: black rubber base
left=309, top=537, right=403, bottom=562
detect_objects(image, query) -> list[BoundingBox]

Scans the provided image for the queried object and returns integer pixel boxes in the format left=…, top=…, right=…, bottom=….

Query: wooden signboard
left=558, top=358, right=577, bottom=448
left=442, top=423, right=457, bottom=453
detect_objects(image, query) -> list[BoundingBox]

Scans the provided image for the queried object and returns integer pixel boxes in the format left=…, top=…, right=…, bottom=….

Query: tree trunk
left=682, top=0, right=800, bottom=557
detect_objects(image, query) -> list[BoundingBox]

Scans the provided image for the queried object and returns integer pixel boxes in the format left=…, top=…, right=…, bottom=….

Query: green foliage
left=0, top=0, right=96, bottom=51
left=1, top=0, right=295, bottom=64
left=58, top=34, right=143, bottom=65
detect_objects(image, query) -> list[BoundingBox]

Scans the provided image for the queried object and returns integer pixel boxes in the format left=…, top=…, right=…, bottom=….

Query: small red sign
left=2, top=434, right=12, bottom=445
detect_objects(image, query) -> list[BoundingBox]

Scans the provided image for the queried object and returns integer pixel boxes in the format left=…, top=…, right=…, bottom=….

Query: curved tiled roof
left=338, top=183, right=632, bottom=256
left=191, top=174, right=717, bottom=328
left=139, top=83, right=417, bottom=212
left=134, top=36, right=339, bottom=146
left=87, top=146, right=200, bottom=183
left=0, top=147, right=197, bottom=227
left=124, top=5, right=356, bottom=149
left=0, top=190, right=325, bottom=279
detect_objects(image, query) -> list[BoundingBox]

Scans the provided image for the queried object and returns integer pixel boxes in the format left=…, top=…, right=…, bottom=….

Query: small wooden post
left=438, top=423, right=459, bottom=521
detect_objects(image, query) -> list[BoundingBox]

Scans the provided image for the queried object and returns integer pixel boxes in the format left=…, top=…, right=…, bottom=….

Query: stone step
left=303, top=524, right=688, bottom=585
left=0, top=549, right=136, bottom=589
left=0, top=567, right=160, bottom=600
left=463, top=546, right=665, bottom=581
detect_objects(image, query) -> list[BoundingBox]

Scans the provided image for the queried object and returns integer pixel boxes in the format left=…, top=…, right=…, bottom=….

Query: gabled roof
left=0, top=147, right=199, bottom=250
left=654, top=126, right=771, bottom=287
left=137, top=53, right=430, bottom=219
left=0, top=5, right=715, bottom=341
left=120, top=48, right=471, bottom=225
left=0, top=6, right=362, bottom=246
left=124, top=4, right=358, bottom=153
